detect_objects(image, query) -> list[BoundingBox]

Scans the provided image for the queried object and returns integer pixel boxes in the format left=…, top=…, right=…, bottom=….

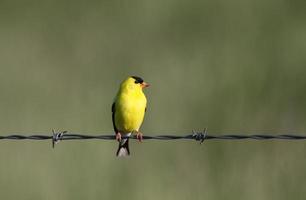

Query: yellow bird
left=112, top=76, right=149, bottom=156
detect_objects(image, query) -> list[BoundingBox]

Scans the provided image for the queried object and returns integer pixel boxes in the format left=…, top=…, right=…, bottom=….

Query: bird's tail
left=116, top=134, right=130, bottom=157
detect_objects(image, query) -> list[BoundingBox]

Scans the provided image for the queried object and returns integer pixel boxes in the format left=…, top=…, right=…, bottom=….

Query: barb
left=0, top=129, right=306, bottom=148
left=52, top=130, right=67, bottom=148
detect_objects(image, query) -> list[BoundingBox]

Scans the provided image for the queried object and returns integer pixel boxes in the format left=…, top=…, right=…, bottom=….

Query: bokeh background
left=1, top=0, right=306, bottom=199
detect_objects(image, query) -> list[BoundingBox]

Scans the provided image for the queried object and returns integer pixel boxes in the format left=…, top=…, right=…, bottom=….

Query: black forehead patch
left=131, top=76, right=144, bottom=84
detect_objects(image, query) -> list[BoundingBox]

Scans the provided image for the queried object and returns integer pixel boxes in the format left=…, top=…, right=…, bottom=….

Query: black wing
left=112, top=102, right=118, bottom=133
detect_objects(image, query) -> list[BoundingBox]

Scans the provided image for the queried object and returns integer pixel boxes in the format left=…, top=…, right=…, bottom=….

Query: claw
left=116, top=132, right=122, bottom=142
left=136, top=132, right=143, bottom=142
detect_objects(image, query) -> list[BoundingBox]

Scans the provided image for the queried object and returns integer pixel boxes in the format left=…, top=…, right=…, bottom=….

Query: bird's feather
left=111, top=102, right=118, bottom=133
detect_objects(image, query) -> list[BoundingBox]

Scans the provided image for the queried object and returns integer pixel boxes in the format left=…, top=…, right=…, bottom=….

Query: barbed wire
left=0, top=129, right=306, bottom=148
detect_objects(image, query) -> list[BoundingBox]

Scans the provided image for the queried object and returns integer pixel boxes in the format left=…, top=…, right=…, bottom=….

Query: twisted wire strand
left=1, top=132, right=306, bottom=142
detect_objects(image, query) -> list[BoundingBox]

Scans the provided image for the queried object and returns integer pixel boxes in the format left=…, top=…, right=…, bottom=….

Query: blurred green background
left=0, top=0, right=306, bottom=199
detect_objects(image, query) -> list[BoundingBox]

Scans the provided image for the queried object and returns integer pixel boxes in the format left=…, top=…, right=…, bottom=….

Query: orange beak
left=141, top=82, right=150, bottom=88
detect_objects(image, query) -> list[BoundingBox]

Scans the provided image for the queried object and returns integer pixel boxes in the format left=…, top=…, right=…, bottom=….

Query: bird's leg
left=116, top=132, right=122, bottom=142
left=136, top=131, right=143, bottom=142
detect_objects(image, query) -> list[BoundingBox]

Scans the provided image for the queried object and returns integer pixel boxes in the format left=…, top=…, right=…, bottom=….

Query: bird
left=112, top=76, right=149, bottom=156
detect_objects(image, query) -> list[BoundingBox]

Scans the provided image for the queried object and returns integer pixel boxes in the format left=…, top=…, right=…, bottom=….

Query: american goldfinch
left=112, top=76, right=149, bottom=156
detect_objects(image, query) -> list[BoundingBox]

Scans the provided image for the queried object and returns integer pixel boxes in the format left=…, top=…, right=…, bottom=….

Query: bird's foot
left=116, top=132, right=122, bottom=142
left=136, top=132, right=143, bottom=142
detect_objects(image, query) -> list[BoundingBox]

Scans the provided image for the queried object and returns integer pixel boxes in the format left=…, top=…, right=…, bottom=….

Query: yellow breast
left=114, top=91, right=147, bottom=133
